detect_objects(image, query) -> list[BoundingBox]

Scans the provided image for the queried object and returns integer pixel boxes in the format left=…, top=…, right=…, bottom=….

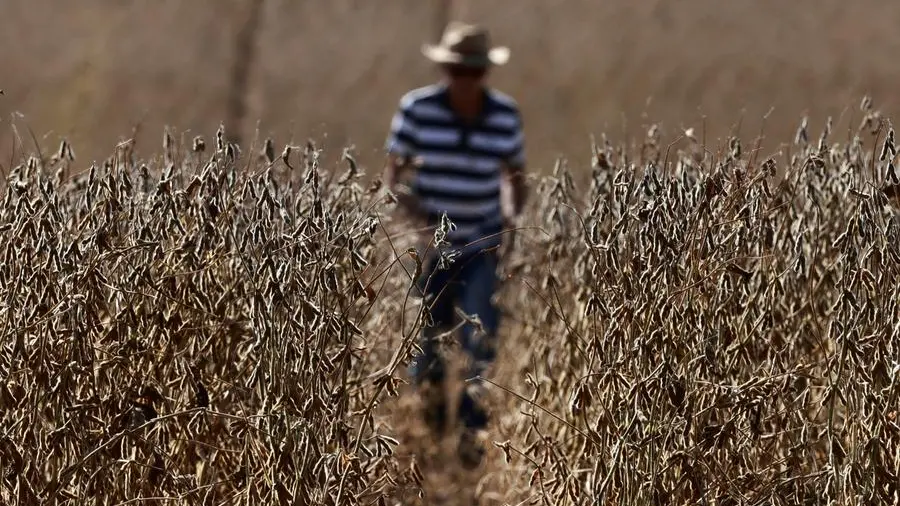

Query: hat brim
left=421, top=44, right=510, bottom=67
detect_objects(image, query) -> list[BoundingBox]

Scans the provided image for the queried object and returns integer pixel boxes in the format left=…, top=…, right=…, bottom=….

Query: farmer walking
left=382, top=21, right=527, bottom=468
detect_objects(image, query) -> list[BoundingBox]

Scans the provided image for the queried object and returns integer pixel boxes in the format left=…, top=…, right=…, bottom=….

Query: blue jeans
left=408, top=248, right=500, bottom=428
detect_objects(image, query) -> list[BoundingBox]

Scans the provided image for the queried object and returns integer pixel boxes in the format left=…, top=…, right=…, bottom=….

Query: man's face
left=443, top=64, right=488, bottom=94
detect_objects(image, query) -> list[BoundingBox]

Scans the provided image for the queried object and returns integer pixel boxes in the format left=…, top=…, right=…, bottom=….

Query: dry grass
left=6, top=0, right=900, bottom=169
left=1, top=95, right=899, bottom=505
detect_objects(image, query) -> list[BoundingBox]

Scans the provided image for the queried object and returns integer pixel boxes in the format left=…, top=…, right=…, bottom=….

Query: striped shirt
left=385, top=82, right=525, bottom=255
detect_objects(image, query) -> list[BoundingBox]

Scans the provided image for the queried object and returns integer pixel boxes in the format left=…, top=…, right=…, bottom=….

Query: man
left=382, top=21, right=527, bottom=468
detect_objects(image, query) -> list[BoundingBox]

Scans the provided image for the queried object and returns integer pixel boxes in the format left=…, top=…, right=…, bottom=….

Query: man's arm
left=382, top=153, right=407, bottom=192
left=501, top=110, right=527, bottom=222
left=501, top=163, right=527, bottom=217
left=383, top=153, right=424, bottom=218
left=383, top=93, right=414, bottom=190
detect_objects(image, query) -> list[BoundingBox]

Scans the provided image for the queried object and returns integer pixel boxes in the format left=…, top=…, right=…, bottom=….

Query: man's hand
left=499, top=163, right=526, bottom=262
left=382, top=153, right=433, bottom=251
left=382, top=153, right=405, bottom=194
left=500, top=163, right=526, bottom=216
left=383, top=154, right=417, bottom=212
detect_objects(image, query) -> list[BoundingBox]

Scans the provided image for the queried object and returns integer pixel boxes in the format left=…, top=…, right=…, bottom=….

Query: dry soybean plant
left=0, top=98, right=898, bottom=506
left=485, top=99, right=900, bottom=505
left=0, top=125, right=424, bottom=505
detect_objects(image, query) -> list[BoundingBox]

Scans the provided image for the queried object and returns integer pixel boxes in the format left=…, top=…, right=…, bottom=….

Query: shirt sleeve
left=384, top=94, right=418, bottom=158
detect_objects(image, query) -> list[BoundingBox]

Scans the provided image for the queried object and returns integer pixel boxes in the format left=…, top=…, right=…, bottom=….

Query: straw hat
left=422, top=21, right=510, bottom=68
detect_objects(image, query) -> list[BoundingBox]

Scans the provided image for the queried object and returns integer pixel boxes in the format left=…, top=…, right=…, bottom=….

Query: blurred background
left=2, top=0, right=899, bottom=173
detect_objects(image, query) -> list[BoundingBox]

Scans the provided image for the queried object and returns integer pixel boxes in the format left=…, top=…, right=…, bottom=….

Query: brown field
left=2, top=2, right=900, bottom=506
left=4, top=0, right=900, bottom=171
left=0, top=104, right=898, bottom=505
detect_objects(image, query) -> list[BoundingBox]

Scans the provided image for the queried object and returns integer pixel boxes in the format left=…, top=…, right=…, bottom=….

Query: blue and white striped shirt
left=385, top=83, right=525, bottom=255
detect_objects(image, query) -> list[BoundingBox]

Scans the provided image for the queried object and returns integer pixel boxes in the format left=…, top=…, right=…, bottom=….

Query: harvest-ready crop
left=1, top=99, right=898, bottom=505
